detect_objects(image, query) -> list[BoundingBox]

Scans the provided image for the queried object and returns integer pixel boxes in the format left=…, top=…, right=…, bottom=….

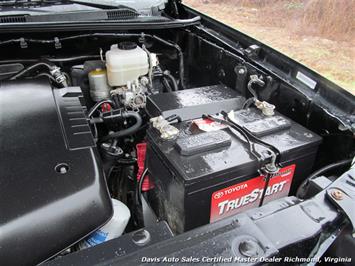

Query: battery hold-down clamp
left=204, top=110, right=281, bottom=207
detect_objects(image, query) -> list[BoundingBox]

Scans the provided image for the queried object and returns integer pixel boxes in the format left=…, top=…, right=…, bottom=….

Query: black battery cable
left=204, top=113, right=281, bottom=164
left=136, top=168, right=149, bottom=206
left=204, top=112, right=281, bottom=207
left=221, top=111, right=282, bottom=207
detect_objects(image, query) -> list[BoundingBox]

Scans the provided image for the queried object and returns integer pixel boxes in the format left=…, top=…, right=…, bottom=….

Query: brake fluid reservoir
left=88, top=68, right=111, bottom=101
left=106, top=42, right=149, bottom=87
left=79, top=199, right=131, bottom=249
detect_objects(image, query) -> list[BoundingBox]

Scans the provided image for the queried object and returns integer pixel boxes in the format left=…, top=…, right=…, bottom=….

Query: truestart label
left=210, top=164, right=296, bottom=222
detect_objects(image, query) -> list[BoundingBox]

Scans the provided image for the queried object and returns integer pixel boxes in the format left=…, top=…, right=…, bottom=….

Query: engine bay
left=0, top=29, right=354, bottom=265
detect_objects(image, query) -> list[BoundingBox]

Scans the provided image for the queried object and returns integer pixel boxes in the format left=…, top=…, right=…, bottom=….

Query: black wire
left=296, top=158, right=353, bottom=198
left=163, top=72, right=179, bottom=91
left=206, top=114, right=281, bottom=207
left=204, top=114, right=260, bottom=161
left=221, top=111, right=281, bottom=159
left=162, top=76, right=173, bottom=92
left=259, top=173, right=272, bottom=207
left=136, top=168, right=149, bottom=206
left=205, top=114, right=281, bottom=165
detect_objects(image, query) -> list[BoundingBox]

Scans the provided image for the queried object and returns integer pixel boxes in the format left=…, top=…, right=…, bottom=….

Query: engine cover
left=0, top=79, right=112, bottom=265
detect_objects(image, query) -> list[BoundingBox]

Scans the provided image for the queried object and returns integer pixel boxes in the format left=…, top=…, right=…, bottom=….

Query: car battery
left=146, top=108, right=322, bottom=233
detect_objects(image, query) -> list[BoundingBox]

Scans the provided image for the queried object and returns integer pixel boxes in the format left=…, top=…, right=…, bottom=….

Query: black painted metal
left=0, top=79, right=112, bottom=266
left=45, top=222, right=174, bottom=266
left=48, top=169, right=355, bottom=265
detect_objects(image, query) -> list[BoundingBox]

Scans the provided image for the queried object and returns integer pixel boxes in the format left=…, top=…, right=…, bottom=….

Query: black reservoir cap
left=118, top=41, right=137, bottom=50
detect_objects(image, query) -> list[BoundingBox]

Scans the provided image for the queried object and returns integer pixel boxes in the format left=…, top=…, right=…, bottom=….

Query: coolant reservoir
left=106, top=42, right=149, bottom=87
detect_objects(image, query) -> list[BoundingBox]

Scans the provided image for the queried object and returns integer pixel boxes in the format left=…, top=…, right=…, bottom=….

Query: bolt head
left=132, top=229, right=151, bottom=246
left=239, top=239, right=261, bottom=257
left=238, top=69, right=245, bottom=74
left=331, top=189, right=344, bottom=200
left=60, top=167, right=67, bottom=174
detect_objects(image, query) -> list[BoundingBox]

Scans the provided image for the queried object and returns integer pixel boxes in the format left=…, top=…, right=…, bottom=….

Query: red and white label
left=210, top=164, right=296, bottom=223
left=136, top=142, right=154, bottom=191
left=193, top=118, right=227, bottom=132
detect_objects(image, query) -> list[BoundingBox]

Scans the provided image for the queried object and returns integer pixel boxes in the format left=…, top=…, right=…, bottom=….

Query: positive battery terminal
left=150, top=116, right=179, bottom=139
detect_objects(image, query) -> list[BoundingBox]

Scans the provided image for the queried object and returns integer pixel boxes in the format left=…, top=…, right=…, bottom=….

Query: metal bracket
left=245, top=44, right=261, bottom=59
left=326, top=168, right=355, bottom=233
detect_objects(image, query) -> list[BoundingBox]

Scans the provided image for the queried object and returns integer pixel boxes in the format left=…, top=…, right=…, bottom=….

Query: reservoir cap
left=118, top=41, right=138, bottom=50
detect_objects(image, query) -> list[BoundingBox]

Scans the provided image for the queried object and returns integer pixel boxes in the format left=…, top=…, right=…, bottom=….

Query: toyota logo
left=214, top=191, right=224, bottom=199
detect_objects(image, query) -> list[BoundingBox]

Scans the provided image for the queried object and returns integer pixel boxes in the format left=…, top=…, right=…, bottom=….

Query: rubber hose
left=163, top=72, right=178, bottom=91
left=101, top=111, right=143, bottom=142
left=162, top=77, right=173, bottom=92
